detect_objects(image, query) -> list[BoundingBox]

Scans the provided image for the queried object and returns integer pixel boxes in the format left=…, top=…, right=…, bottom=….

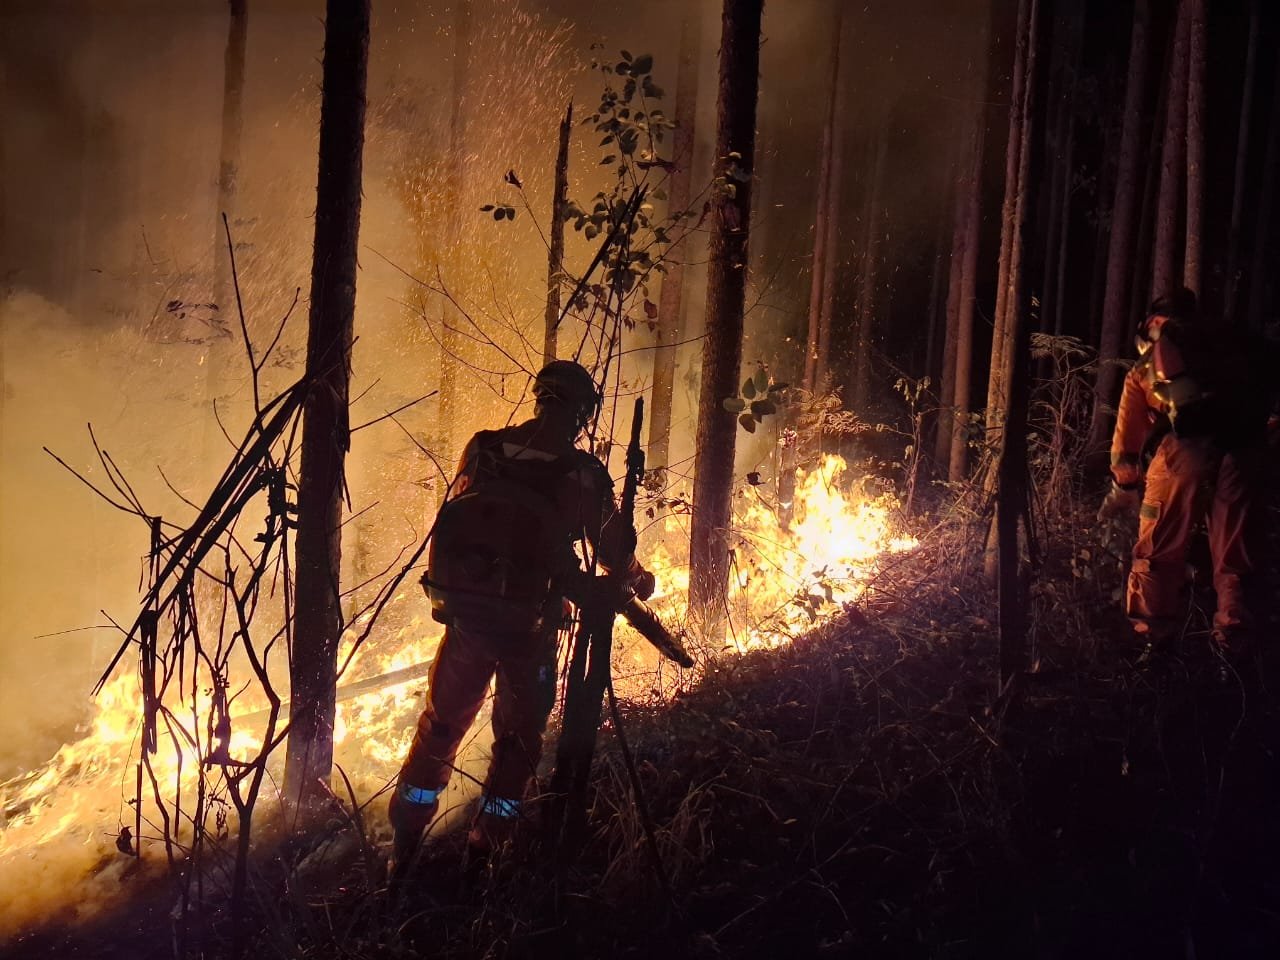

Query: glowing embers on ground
left=0, top=613, right=446, bottom=938
left=636, top=454, right=918, bottom=658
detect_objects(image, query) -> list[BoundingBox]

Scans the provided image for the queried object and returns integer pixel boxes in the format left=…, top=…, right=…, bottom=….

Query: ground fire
left=2, top=0, right=1279, bottom=957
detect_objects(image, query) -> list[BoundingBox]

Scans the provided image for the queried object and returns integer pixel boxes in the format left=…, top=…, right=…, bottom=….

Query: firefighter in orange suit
left=1099, top=290, right=1269, bottom=652
left=389, top=360, right=653, bottom=864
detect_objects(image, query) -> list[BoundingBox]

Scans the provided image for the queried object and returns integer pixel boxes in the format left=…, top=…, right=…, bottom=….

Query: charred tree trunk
left=213, top=0, right=248, bottom=318
left=543, top=102, right=572, bottom=366
left=284, top=0, right=369, bottom=812
left=1087, top=0, right=1150, bottom=455
left=436, top=0, right=470, bottom=506
left=688, top=0, right=763, bottom=637
left=1224, top=0, right=1259, bottom=326
left=949, top=123, right=985, bottom=482
left=997, top=0, right=1044, bottom=686
left=985, top=0, right=1042, bottom=576
left=649, top=8, right=702, bottom=470
left=1151, top=0, right=1189, bottom=300
left=852, top=131, right=888, bottom=410
left=1183, top=0, right=1206, bottom=296
left=984, top=0, right=1031, bottom=439
left=1246, top=48, right=1280, bottom=331
left=802, top=12, right=841, bottom=395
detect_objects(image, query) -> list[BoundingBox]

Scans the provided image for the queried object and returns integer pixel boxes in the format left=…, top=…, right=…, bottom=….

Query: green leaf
left=632, top=54, right=653, bottom=74
left=750, top=398, right=776, bottom=417
left=742, top=377, right=757, bottom=399
left=585, top=224, right=601, bottom=240
left=739, top=413, right=757, bottom=433
left=600, top=154, right=617, bottom=165
left=722, top=397, right=747, bottom=414
left=600, top=134, right=614, bottom=146
left=479, top=204, right=495, bottom=212
left=621, top=49, right=633, bottom=61
left=753, top=368, right=768, bottom=393
left=493, top=208, right=505, bottom=221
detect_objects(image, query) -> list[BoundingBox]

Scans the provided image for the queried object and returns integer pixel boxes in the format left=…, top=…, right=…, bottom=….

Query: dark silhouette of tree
left=815, top=8, right=848, bottom=391
left=688, top=0, right=763, bottom=636
left=1224, top=0, right=1260, bottom=325
left=852, top=129, right=887, bottom=410
left=543, top=101, right=572, bottom=366
left=1183, top=0, right=1206, bottom=296
left=801, top=6, right=840, bottom=395
left=997, top=0, right=1044, bottom=685
left=984, top=0, right=1031, bottom=442
left=949, top=124, right=985, bottom=482
left=436, top=0, right=470, bottom=506
left=284, top=0, right=370, bottom=813
left=213, top=0, right=248, bottom=318
left=1247, top=41, right=1280, bottom=331
left=1088, top=0, right=1150, bottom=455
left=648, top=7, right=702, bottom=470
left=1151, top=0, right=1189, bottom=300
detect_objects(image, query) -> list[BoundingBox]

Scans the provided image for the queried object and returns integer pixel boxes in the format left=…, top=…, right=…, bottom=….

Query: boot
left=387, top=783, right=440, bottom=890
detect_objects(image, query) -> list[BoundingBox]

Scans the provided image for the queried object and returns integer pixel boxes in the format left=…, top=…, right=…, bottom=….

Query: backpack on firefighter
left=1138, top=312, right=1270, bottom=450
left=422, top=431, right=597, bottom=634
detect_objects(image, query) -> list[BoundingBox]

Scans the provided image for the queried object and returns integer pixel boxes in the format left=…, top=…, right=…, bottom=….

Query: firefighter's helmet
left=533, top=360, right=601, bottom=426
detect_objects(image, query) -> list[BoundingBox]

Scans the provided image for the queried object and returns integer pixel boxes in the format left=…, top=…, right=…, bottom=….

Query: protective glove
left=630, top=567, right=657, bottom=601
left=1097, top=481, right=1140, bottom=522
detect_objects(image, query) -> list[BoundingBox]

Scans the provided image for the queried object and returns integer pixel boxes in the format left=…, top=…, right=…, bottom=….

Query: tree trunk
left=815, top=12, right=848, bottom=390
left=436, top=0, right=470, bottom=506
left=688, top=0, right=763, bottom=637
left=923, top=203, right=948, bottom=388
left=949, top=122, right=985, bottom=483
left=649, top=7, right=702, bottom=470
left=1151, top=0, right=1189, bottom=300
left=997, top=0, right=1044, bottom=686
left=213, top=0, right=248, bottom=318
left=1183, top=0, right=1206, bottom=296
left=1086, top=0, right=1150, bottom=456
left=984, top=0, right=1031, bottom=437
left=1042, top=6, right=1083, bottom=339
left=986, top=0, right=1040, bottom=472
left=543, top=101, right=572, bottom=367
left=284, top=0, right=370, bottom=812
left=1246, top=49, right=1280, bottom=331
left=852, top=130, right=887, bottom=410
left=801, top=11, right=840, bottom=395
left=934, top=136, right=970, bottom=470
left=1224, top=0, right=1259, bottom=325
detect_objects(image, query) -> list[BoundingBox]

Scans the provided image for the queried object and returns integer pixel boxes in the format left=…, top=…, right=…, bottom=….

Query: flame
left=631, top=454, right=917, bottom=660
left=0, top=453, right=914, bottom=938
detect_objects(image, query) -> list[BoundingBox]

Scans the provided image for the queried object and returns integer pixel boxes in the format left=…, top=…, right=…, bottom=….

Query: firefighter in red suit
left=1099, top=290, right=1270, bottom=652
left=389, top=360, right=653, bottom=862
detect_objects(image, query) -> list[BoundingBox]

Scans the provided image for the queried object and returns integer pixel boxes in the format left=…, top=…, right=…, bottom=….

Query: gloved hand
left=630, top=567, right=657, bottom=601
left=1097, top=481, right=1140, bottom=522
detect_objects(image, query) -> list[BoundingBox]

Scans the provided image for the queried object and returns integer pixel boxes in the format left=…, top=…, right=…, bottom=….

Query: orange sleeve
left=1110, top=366, right=1152, bottom=486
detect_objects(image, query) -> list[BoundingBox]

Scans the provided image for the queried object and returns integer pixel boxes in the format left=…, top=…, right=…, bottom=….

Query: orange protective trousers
left=1128, top=434, right=1254, bottom=635
left=398, top=624, right=558, bottom=839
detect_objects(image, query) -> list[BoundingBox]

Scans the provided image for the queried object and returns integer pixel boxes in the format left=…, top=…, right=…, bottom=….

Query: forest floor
left=7, top=477, right=1280, bottom=959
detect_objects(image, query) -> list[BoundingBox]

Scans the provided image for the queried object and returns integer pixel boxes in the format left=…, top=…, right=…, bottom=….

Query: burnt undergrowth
left=12, top=475, right=1279, bottom=959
